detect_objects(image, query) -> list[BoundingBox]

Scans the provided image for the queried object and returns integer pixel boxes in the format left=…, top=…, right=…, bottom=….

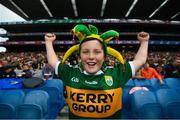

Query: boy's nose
left=89, top=52, right=95, bottom=59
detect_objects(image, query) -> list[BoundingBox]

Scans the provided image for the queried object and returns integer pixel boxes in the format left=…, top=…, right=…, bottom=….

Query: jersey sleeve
left=55, top=62, right=72, bottom=85
left=116, top=61, right=133, bottom=87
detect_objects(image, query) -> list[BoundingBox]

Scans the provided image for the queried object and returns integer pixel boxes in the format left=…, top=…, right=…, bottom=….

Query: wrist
left=140, top=40, right=149, bottom=44
left=45, top=40, right=53, bottom=44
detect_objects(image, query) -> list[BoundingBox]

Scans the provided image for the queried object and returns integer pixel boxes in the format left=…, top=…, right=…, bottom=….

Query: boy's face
left=80, top=40, right=105, bottom=74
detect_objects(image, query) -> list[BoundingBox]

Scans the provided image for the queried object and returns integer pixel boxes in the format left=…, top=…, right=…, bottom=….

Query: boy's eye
left=82, top=51, right=89, bottom=54
left=95, top=50, right=102, bottom=53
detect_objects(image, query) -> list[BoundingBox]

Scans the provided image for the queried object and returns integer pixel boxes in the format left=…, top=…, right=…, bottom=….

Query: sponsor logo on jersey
left=66, top=86, right=122, bottom=118
left=85, top=80, right=98, bottom=85
left=71, top=77, right=79, bottom=83
left=104, top=76, right=113, bottom=86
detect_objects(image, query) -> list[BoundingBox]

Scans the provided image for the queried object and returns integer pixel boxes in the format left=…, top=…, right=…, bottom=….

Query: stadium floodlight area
left=0, top=46, right=7, bottom=52
left=0, top=28, right=7, bottom=34
left=0, top=37, right=9, bottom=42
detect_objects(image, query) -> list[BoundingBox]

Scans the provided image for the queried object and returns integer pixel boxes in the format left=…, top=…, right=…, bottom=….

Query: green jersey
left=56, top=62, right=134, bottom=119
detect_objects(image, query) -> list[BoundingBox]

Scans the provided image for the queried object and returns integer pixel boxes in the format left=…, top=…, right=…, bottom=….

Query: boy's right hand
left=137, top=32, right=150, bottom=42
left=44, top=33, right=56, bottom=42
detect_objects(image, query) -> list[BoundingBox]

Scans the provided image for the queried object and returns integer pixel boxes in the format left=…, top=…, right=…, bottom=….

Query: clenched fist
left=137, top=32, right=150, bottom=42
left=44, top=33, right=56, bottom=42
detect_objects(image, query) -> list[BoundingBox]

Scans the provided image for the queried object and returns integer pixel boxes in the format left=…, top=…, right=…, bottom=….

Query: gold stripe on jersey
left=66, top=86, right=122, bottom=118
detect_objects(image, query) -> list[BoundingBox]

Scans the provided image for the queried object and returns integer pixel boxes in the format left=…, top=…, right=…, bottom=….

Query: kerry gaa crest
left=105, top=76, right=113, bottom=86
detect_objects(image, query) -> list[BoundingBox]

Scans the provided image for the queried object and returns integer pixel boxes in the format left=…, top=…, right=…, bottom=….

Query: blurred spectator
left=0, top=65, right=16, bottom=78
left=21, top=64, right=33, bottom=78
left=156, top=65, right=165, bottom=79
left=0, top=51, right=179, bottom=80
left=69, top=54, right=78, bottom=66
left=42, top=63, right=54, bottom=80
left=141, top=62, right=164, bottom=85
left=163, top=58, right=180, bottom=78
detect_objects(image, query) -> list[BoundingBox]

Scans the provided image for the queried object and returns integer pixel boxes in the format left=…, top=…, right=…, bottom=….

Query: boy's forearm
left=45, top=41, right=58, bottom=68
left=133, top=41, right=148, bottom=71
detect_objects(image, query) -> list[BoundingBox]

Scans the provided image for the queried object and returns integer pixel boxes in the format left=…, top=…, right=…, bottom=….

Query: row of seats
left=130, top=89, right=180, bottom=119
left=125, top=77, right=180, bottom=91
left=0, top=79, right=65, bottom=119
left=122, top=78, right=180, bottom=119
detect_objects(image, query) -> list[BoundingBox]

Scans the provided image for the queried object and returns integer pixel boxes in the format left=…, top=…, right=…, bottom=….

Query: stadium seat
left=167, top=102, right=180, bottom=118
left=131, top=90, right=162, bottom=119
left=42, top=79, right=64, bottom=119
left=164, top=78, right=180, bottom=90
left=138, top=103, right=163, bottom=119
left=0, top=89, right=25, bottom=119
left=17, top=90, right=50, bottom=119
left=44, top=79, right=64, bottom=94
left=125, top=79, right=135, bottom=87
left=42, top=87, right=64, bottom=119
left=155, top=88, right=180, bottom=118
left=134, top=79, right=153, bottom=91
left=0, top=103, right=15, bottom=119
left=0, top=90, right=25, bottom=107
left=17, top=104, right=43, bottom=119
left=122, top=79, right=135, bottom=109
left=149, top=78, right=168, bottom=90
left=122, top=79, right=135, bottom=118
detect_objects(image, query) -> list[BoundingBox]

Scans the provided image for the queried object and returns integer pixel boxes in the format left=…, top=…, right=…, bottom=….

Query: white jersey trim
left=55, top=61, right=60, bottom=75
left=129, top=61, right=135, bottom=77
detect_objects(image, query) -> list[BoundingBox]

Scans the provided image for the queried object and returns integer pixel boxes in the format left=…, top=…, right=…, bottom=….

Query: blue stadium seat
left=0, top=89, right=25, bottom=119
left=42, top=79, right=64, bottom=119
left=155, top=88, right=180, bottom=118
left=42, top=87, right=64, bottom=119
left=125, top=79, right=135, bottom=87
left=149, top=78, right=168, bottom=90
left=122, top=79, right=135, bottom=118
left=122, top=79, right=135, bottom=109
left=134, top=79, right=153, bottom=91
left=167, top=102, right=180, bottom=118
left=44, top=79, right=64, bottom=95
left=177, top=89, right=180, bottom=94
left=164, top=78, right=180, bottom=90
left=17, top=104, right=43, bottom=119
left=0, top=103, right=14, bottom=119
left=138, top=103, right=163, bottom=119
left=131, top=90, right=162, bottom=119
left=0, top=90, right=25, bottom=107
left=17, top=90, right=50, bottom=119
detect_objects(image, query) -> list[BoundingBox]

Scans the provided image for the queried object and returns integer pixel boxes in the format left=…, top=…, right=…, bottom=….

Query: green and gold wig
left=62, top=24, right=124, bottom=64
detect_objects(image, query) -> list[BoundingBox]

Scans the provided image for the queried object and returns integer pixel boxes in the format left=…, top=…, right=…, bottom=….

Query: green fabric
left=57, top=62, right=132, bottom=119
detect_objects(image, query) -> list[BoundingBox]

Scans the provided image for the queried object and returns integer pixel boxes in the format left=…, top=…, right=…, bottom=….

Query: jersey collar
left=83, top=70, right=104, bottom=75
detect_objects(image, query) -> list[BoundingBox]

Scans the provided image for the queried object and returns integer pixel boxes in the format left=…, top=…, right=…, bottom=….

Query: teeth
left=87, top=62, right=96, bottom=66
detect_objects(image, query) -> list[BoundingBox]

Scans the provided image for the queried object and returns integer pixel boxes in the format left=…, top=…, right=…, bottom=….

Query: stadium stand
left=42, top=79, right=64, bottom=119
left=122, top=79, right=135, bottom=118
left=0, top=1, right=180, bottom=119
left=131, top=90, right=163, bottom=119
left=133, top=79, right=154, bottom=91
left=164, top=77, right=180, bottom=90
left=17, top=90, right=50, bottom=119
left=149, top=78, right=169, bottom=90
left=0, top=89, right=25, bottom=119
left=155, top=88, right=180, bottom=118
left=0, top=103, right=14, bottom=119
left=0, top=78, right=65, bottom=119
left=122, top=79, right=135, bottom=108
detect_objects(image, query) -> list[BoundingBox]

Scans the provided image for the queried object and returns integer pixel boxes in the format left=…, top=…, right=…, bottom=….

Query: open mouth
left=87, top=62, right=96, bottom=67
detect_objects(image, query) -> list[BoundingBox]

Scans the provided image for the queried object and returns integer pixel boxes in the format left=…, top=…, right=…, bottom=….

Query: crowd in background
left=0, top=51, right=180, bottom=80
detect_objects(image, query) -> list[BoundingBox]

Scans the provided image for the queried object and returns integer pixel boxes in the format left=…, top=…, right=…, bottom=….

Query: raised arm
left=44, top=33, right=59, bottom=69
left=132, top=32, right=150, bottom=72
